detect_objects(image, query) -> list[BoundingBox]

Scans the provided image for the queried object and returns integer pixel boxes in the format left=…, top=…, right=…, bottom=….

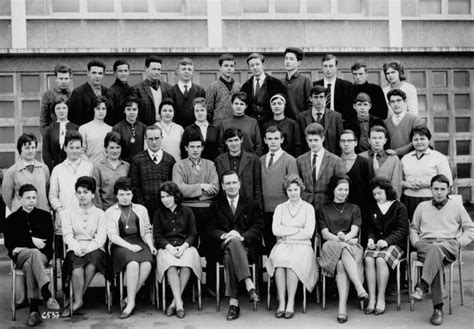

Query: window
left=448, top=0, right=470, bottom=14
left=155, top=0, right=183, bottom=13
left=457, top=163, right=471, bottom=178
left=22, top=101, right=40, bottom=117
left=87, top=0, right=114, bottom=12
left=242, top=0, right=268, bottom=13
left=410, top=71, right=426, bottom=88
left=418, top=95, right=427, bottom=112
left=0, top=152, right=15, bottom=168
left=122, top=0, right=148, bottom=12
left=434, top=140, right=449, bottom=155
left=275, top=0, right=300, bottom=13
left=455, top=94, right=470, bottom=110
left=432, top=94, right=448, bottom=111
left=454, top=71, right=469, bottom=87
left=51, top=0, right=80, bottom=13
left=20, top=75, right=40, bottom=94
left=455, top=117, right=470, bottom=132
left=419, top=0, right=441, bottom=15
left=0, top=76, right=14, bottom=94
left=0, top=101, right=14, bottom=118
left=456, top=140, right=471, bottom=155
left=0, top=127, right=15, bottom=142
left=433, top=117, right=449, bottom=132
left=307, top=0, right=331, bottom=13
left=338, top=0, right=362, bottom=13
left=432, top=71, right=447, bottom=87
left=26, top=0, right=46, bottom=15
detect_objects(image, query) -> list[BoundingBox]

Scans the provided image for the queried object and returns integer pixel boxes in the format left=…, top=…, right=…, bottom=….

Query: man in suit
left=214, top=127, right=263, bottom=210
left=128, top=125, right=176, bottom=217
left=68, top=59, right=109, bottom=126
left=296, top=123, right=345, bottom=211
left=297, top=85, right=343, bottom=155
left=164, top=57, right=206, bottom=128
left=131, top=56, right=171, bottom=126
left=208, top=170, right=263, bottom=321
left=313, top=54, right=353, bottom=124
left=107, top=59, right=132, bottom=126
left=350, top=61, right=388, bottom=120
left=241, top=53, right=291, bottom=128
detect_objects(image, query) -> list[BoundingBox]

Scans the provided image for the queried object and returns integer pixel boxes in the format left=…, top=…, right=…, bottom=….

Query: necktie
left=373, top=153, right=380, bottom=170
left=254, top=78, right=260, bottom=96
left=183, top=85, right=189, bottom=98
left=325, top=83, right=332, bottom=109
left=153, top=155, right=158, bottom=164
left=268, top=153, right=274, bottom=168
left=312, top=153, right=317, bottom=184
left=230, top=200, right=236, bottom=215
left=316, top=112, right=323, bottom=123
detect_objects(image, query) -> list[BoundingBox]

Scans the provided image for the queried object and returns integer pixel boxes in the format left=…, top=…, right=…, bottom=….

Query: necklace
left=332, top=202, right=346, bottom=214
left=127, top=123, right=136, bottom=143
left=288, top=200, right=302, bottom=218
left=121, top=205, right=132, bottom=229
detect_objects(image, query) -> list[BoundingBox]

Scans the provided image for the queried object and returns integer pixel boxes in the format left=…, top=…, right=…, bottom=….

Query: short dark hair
left=310, top=85, right=327, bottom=97
left=64, top=130, right=83, bottom=147
left=113, top=59, right=129, bottom=72
left=326, top=174, right=352, bottom=201
left=218, top=54, right=236, bottom=66
left=246, top=53, right=265, bottom=64
left=158, top=98, right=175, bottom=115
left=91, top=95, right=110, bottom=112
left=50, top=95, right=69, bottom=115
left=159, top=181, right=183, bottom=206
left=54, top=64, right=72, bottom=76
left=231, top=91, right=248, bottom=105
left=87, top=59, right=106, bottom=71
left=145, top=56, right=162, bottom=67
left=431, top=174, right=450, bottom=188
left=369, top=177, right=398, bottom=201
left=354, top=92, right=371, bottom=104
left=284, top=47, right=304, bottom=61
left=221, top=169, right=240, bottom=182
left=192, top=97, right=207, bottom=110
left=410, top=125, right=431, bottom=141
left=305, top=122, right=325, bottom=137
left=145, top=124, right=162, bottom=137
left=17, top=133, right=37, bottom=154
left=177, top=57, right=193, bottom=67
left=383, top=60, right=406, bottom=81
left=369, top=125, right=388, bottom=138
left=122, top=96, right=142, bottom=111
left=265, top=125, right=283, bottom=138
left=185, top=134, right=203, bottom=146
left=350, top=61, right=367, bottom=72
left=113, top=176, right=133, bottom=195
left=387, top=88, right=407, bottom=102
left=340, top=129, right=357, bottom=140
left=282, top=174, right=305, bottom=196
left=223, top=127, right=243, bottom=141
left=75, top=176, right=96, bottom=192
left=104, top=131, right=122, bottom=148
left=19, top=183, right=37, bottom=197
left=322, top=54, right=338, bottom=65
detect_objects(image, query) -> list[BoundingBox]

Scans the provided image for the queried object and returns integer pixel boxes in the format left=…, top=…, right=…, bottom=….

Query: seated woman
left=92, top=131, right=130, bottom=211
left=265, top=174, right=317, bottom=319
left=106, top=177, right=156, bottom=319
left=61, top=176, right=108, bottom=317
left=153, top=181, right=202, bottom=319
left=155, top=99, right=184, bottom=162
left=42, top=95, right=79, bottom=172
left=364, top=177, right=408, bottom=315
left=318, top=175, right=368, bottom=324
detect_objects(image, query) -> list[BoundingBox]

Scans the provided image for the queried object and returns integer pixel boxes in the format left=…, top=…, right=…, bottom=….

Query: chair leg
left=315, top=279, right=320, bottom=304
left=396, top=263, right=401, bottom=311
left=69, top=279, right=74, bottom=318
left=155, top=269, right=160, bottom=311
left=303, top=285, right=306, bottom=314
left=12, top=269, right=16, bottom=321
left=106, top=280, right=112, bottom=314
left=322, top=275, right=326, bottom=311
left=119, top=272, right=124, bottom=312
left=449, top=265, right=453, bottom=315
left=410, top=263, right=416, bottom=311
left=216, top=264, right=220, bottom=312
left=267, top=276, right=271, bottom=311
left=162, top=277, right=166, bottom=314
left=197, top=278, right=202, bottom=311
left=458, top=258, right=464, bottom=306
left=252, top=265, right=257, bottom=311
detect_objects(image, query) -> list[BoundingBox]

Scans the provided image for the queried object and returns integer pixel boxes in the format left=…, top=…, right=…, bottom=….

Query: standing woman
left=106, top=177, right=157, bottom=319
left=61, top=176, right=108, bottom=317
left=42, top=95, right=79, bottom=172
left=364, top=177, right=408, bottom=315
left=318, top=175, right=368, bottom=324
left=266, top=174, right=317, bottom=319
left=382, top=60, right=418, bottom=116
left=154, top=181, right=201, bottom=319
left=78, top=96, right=112, bottom=165
left=92, top=132, right=130, bottom=210
left=156, top=99, right=184, bottom=162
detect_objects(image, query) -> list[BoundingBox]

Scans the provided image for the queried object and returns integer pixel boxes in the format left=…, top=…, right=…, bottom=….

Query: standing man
left=128, top=125, right=176, bottom=217
left=40, top=64, right=72, bottom=135
left=410, top=174, right=474, bottom=325
left=131, top=56, right=171, bottom=126
left=206, top=54, right=241, bottom=127
left=241, top=53, right=290, bottom=128
left=350, top=61, right=388, bottom=120
left=69, top=59, right=109, bottom=126
left=313, top=54, right=353, bottom=123
left=108, top=59, right=132, bottom=126
left=281, top=47, right=312, bottom=119
left=208, top=170, right=263, bottom=321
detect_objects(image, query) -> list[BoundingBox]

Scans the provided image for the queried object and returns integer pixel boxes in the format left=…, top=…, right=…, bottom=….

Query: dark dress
left=111, top=207, right=154, bottom=275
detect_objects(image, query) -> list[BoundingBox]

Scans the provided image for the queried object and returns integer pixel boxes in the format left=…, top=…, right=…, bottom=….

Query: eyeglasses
left=340, top=139, right=355, bottom=143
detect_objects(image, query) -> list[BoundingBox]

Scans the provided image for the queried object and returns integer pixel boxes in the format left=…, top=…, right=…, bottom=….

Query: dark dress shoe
left=226, top=305, right=240, bottom=321
left=284, top=311, right=294, bottom=319
left=119, top=310, right=133, bottom=319
left=374, top=308, right=385, bottom=315
left=176, top=308, right=185, bottom=319
left=337, top=313, right=348, bottom=323
left=365, top=307, right=374, bottom=315
left=27, top=311, right=42, bottom=327
left=166, top=305, right=176, bottom=317
left=430, top=309, right=443, bottom=325
left=248, top=288, right=260, bottom=303
left=275, top=310, right=284, bottom=318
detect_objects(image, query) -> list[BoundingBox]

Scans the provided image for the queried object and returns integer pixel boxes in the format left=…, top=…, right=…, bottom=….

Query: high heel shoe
left=337, top=313, right=348, bottom=323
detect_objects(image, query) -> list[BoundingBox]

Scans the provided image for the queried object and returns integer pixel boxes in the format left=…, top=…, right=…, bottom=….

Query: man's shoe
left=166, top=305, right=176, bottom=317
left=411, top=287, right=425, bottom=301
left=248, top=288, right=260, bottom=303
left=46, top=297, right=60, bottom=311
left=226, top=305, right=240, bottom=321
left=27, top=311, right=42, bottom=327
left=430, top=309, right=443, bottom=325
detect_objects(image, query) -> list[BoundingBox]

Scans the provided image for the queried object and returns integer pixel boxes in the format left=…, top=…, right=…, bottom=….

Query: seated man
left=410, top=174, right=474, bottom=325
left=208, top=170, right=263, bottom=321
left=4, top=184, right=60, bottom=327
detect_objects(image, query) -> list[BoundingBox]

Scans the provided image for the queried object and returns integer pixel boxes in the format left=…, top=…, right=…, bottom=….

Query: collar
left=195, top=121, right=209, bottom=128
left=148, top=148, right=163, bottom=159
left=20, top=159, right=36, bottom=169
left=227, top=195, right=239, bottom=207
left=188, top=157, right=201, bottom=166
left=254, top=73, right=266, bottom=82
left=65, top=158, right=82, bottom=167
left=324, top=77, right=336, bottom=86
left=312, top=107, right=325, bottom=116
left=392, top=110, right=407, bottom=120
left=146, top=79, right=159, bottom=88
left=219, top=76, right=234, bottom=84
left=341, top=153, right=357, bottom=161
left=229, top=151, right=242, bottom=159
left=358, top=115, right=369, bottom=122
left=178, top=81, right=192, bottom=90
left=114, top=78, right=129, bottom=86
left=53, top=86, right=71, bottom=94
left=87, top=81, right=101, bottom=90
left=410, top=148, right=431, bottom=157
left=432, top=198, right=448, bottom=209
left=286, top=70, right=299, bottom=80
left=368, top=149, right=385, bottom=157
left=311, top=148, right=324, bottom=159
left=268, top=148, right=283, bottom=158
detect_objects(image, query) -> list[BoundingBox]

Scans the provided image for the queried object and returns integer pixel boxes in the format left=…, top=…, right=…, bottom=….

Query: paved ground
left=0, top=251, right=473, bottom=329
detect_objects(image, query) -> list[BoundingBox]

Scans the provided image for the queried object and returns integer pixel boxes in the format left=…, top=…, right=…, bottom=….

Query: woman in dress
left=266, top=174, right=317, bottom=319
left=318, top=175, right=368, bottom=323
left=61, top=176, right=108, bottom=317
left=155, top=99, right=184, bottom=161
left=106, top=177, right=157, bottom=319
left=364, top=177, right=408, bottom=315
left=92, top=131, right=130, bottom=210
left=153, top=181, right=202, bottom=319
left=180, top=97, right=220, bottom=161
left=78, top=96, right=112, bottom=165
left=401, top=125, right=452, bottom=219
left=382, top=60, right=418, bottom=116
left=42, top=95, right=79, bottom=172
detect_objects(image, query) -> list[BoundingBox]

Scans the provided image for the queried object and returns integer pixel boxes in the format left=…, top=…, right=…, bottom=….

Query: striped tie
left=325, top=83, right=332, bottom=109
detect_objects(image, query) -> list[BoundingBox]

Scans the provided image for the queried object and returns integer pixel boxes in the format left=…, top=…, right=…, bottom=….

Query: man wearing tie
left=208, top=170, right=263, bottom=321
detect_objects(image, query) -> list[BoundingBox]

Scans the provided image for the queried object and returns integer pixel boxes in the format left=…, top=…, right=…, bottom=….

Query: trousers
left=15, top=248, right=49, bottom=300
left=221, top=238, right=251, bottom=298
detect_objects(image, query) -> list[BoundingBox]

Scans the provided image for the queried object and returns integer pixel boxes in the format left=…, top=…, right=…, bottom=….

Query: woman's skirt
left=266, top=242, right=317, bottom=292
left=364, top=245, right=404, bottom=270
left=111, top=236, right=154, bottom=276
left=319, top=240, right=363, bottom=277
left=156, top=246, right=202, bottom=282
left=62, top=249, right=109, bottom=292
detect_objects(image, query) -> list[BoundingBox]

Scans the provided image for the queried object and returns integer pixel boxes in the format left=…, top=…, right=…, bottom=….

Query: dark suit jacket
left=351, top=82, right=389, bottom=120
left=42, top=122, right=79, bottom=172
left=241, top=75, right=292, bottom=124
left=344, top=114, right=386, bottom=153
left=214, top=151, right=263, bottom=210
left=208, top=194, right=263, bottom=261
left=297, top=109, right=344, bottom=155
left=296, top=150, right=345, bottom=210
left=131, top=80, right=172, bottom=126
left=313, top=78, right=354, bottom=123
left=180, top=123, right=220, bottom=161
left=108, top=79, right=132, bottom=126
left=164, top=84, right=206, bottom=128
left=68, top=83, right=109, bottom=126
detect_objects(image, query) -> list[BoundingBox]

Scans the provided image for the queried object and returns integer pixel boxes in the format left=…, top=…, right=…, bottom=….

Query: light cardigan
left=105, top=203, right=153, bottom=248
left=410, top=199, right=474, bottom=246
left=156, top=121, right=184, bottom=162
left=62, top=204, right=107, bottom=254
left=272, top=199, right=315, bottom=245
